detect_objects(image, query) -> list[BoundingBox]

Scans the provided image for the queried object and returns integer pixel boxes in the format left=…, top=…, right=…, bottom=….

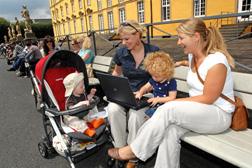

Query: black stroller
left=32, top=50, right=115, bottom=168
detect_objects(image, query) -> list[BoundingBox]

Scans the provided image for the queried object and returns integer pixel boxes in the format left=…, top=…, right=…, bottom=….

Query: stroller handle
left=45, top=95, right=100, bottom=116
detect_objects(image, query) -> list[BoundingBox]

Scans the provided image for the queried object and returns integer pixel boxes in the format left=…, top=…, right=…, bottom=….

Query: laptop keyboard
left=135, top=97, right=150, bottom=106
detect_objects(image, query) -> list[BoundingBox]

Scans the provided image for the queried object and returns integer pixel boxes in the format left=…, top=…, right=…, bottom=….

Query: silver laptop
left=95, top=72, right=150, bottom=110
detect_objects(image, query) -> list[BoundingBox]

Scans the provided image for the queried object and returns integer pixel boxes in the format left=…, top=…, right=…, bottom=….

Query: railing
left=53, top=12, right=252, bottom=73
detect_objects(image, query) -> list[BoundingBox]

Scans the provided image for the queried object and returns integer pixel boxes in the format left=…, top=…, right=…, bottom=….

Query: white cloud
left=30, top=8, right=51, bottom=19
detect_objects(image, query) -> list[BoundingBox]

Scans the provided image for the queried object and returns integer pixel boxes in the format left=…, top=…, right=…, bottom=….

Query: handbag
left=193, top=58, right=249, bottom=131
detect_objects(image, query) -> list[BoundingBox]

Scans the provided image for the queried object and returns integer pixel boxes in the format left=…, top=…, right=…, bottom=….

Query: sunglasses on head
left=120, top=22, right=138, bottom=32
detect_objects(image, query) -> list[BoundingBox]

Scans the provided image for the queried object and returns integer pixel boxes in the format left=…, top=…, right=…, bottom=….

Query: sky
left=0, top=0, right=51, bottom=23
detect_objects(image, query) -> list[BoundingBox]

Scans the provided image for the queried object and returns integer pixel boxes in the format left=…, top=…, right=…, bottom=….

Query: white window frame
left=63, top=23, right=66, bottom=35
left=119, top=8, right=126, bottom=23
left=72, top=2, right=75, bottom=12
left=119, top=0, right=124, bottom=4
left=79, top=0, right=82, bottom=8
left=59, top=24, right=62, bottom=35
left=74, top=20, right=77, bottom=33
left=194, top=0, right=205, bottom=17
left=54, top=25, right=58, bottom=36
left=61, top=8, right=64, bottom=17
left=98, top=0, right=102, bottom=10
left=98, top=14, right=104, bottom=34
left=68, top=22, right=71, bottom=35
left=107, top=0, right=112, bottom=7
left=89, top=16, right=93, bottom=31
left=138, top=1, right=144, bottom=24
left=81, top=18, right=84, bottom=32
left=108, top=11, right=114, bottom=32
left=66, top=5, right=69, bottom=14
left=162, top=0, right=170, bottom=21
left=57, top=9, right=59, bottom=18
left=88, top=0, right=91, bottom=5
left=52, top=11, right=55, bottom=19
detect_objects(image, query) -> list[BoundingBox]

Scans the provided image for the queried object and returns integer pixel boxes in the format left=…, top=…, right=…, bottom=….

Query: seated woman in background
left=43, top=35, right=56, bottom=57
left=77, top=35, right=94, bottom=77
left=71, top=38, right=81, bottom=53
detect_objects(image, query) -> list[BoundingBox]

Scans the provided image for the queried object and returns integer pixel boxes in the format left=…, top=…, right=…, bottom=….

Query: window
left=119, top=8, right=126, bottom=23
left=51, top=0, right=53, bottom=5
left=81, top=18, right=84, bottom=32
left=241, top=0, right=251, bottom=11
left=61, top=8, right=64, bottom=17
left=194, top=0, right=205, bottom=17
left=108, top=11, right=114, bottom=31
left=63, top=23, right=66, bottom=35
left=56, top=9, right=59, bottom=18
left=138, top=1, right=144, bottom=23
left=54, top=25, right=58, bottom=36
left=98, top=0, right=102, bottom=10
left=74, top=20, right=77, bottom=33
left=68, top=22, right=71, bottom=34
left=59, top=24, right=62, bottom=35
left=52, top=11, right=55, bottom=19
left=79, top=0, right=82, bottom=8
left=88, top=0, right=91, bottom=5
left=72, top=2, right=75, bottom=12
left=107, top=0, right=112, bottom=7
left=98, top=14, right=104, bottom=32
left=119, top=0, right=124, bottom=3
left=89, top=16, right=93, bottom=31
left=162, top=0, right=170, bottom=21
left=66, top=5, right=69, bottom=14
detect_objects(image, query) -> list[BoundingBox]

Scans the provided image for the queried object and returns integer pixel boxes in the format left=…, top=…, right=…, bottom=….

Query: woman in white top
left=107, top=17, right=236, bottom=168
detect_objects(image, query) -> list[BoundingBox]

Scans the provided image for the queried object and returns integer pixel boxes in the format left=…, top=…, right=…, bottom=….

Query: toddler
left=135, top=52, right=177, bottom=120
left=63, top=72, right=104, bottom=137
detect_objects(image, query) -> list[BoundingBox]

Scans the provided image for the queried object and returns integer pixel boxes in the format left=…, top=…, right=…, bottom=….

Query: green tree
left=31, top=22, right=54, bottom=38
left=0, top=17, right=10, bottom=43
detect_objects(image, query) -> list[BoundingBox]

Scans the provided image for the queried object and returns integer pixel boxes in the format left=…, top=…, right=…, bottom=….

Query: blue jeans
left=145, top=106, right=158, bottom=118
left=13, top=56, right=24, bottom=70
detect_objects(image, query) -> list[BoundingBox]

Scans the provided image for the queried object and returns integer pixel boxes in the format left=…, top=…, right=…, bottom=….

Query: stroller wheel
left=106, top=154, right=115, bottom=168
left=38, top=142, right=48, bottom=158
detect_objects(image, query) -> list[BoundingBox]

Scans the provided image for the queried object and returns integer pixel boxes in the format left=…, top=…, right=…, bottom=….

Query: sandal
left=108, top=148, right=125, bottom=161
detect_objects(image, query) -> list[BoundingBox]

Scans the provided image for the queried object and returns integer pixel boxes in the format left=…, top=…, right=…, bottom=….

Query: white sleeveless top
left=187, top=52, right=235, bottom=113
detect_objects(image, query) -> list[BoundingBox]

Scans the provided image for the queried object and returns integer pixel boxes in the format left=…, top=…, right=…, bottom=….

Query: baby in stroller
left=63, top=72, right=104, bottom=137
left=36, top=50, right=112, bottom=168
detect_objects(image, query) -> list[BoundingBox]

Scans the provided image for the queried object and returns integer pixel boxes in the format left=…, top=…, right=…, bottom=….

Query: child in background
left=63, top=72, right=104, bottom=137
left=135, top=52, right=177, bottom=120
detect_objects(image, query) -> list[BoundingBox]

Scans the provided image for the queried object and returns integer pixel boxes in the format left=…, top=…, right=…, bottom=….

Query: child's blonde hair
left=144, top=51, right=174, bottom=81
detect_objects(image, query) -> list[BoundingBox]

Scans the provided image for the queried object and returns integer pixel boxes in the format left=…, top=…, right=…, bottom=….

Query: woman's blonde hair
left=176, top=17, right=234, bottom=67
left=77, top=34, right=92, bottom=50
left=144, top=51, right=174, bottom=81
left=117, top=20, right=146, bottom=38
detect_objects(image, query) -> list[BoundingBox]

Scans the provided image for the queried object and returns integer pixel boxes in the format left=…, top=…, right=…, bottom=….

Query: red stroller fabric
left=44, top=67, right=78, bottom=111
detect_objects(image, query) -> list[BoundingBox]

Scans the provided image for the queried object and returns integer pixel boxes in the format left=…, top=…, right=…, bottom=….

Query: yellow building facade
left=49, top=0, right=250, bottom=40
